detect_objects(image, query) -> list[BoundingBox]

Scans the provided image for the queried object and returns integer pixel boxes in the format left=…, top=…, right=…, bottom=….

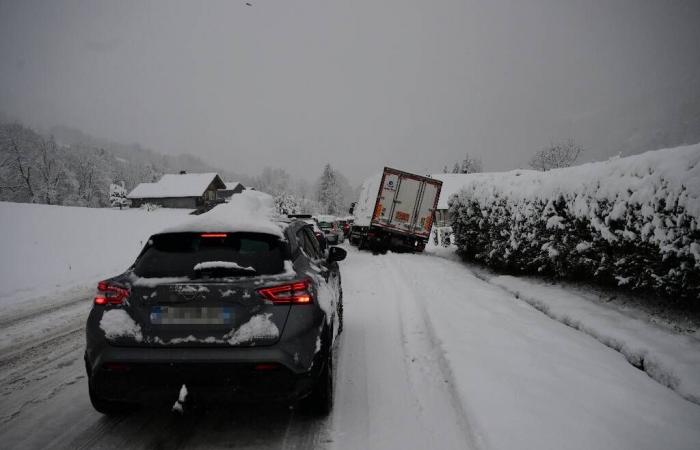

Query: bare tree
left=0, top=123, right=39, bottom=201
left=35, top=136, right=68, bottom=204
left=529, top=138, right=584, bottom=171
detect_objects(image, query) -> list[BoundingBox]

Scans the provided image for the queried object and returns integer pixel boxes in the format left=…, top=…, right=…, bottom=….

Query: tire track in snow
left=385, top=255, right=484, bottom=450
left=332, top=247, right=477, bottom=450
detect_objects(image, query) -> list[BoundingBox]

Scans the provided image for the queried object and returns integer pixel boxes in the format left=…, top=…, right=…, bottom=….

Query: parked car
left=315, top=215, right=344, bottom=244
left=337, top=217, right=353, bottom=238
left=85, top=218, right=346, bottom=416
left=288, top=214, right=328, bottom=252
left=305, top=219, right=328, bottom=253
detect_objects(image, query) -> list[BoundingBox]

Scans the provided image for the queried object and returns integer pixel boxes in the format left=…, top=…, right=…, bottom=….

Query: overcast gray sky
left=1, top=0, right=699, bottom=183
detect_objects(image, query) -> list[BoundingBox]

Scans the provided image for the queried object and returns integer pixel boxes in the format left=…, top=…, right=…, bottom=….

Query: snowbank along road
left=1, top=245, right=699, bottom=449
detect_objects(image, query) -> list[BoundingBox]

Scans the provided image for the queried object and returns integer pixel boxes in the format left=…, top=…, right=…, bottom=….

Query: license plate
left=150, top=306, right=233, bottom=325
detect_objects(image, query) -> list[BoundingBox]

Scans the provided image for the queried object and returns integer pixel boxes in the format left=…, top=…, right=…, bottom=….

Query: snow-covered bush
left=109, top=182, right=129, bottom=208
left=274, top=193, right=301, bottom=215
left=448, top=144, right=700, bottom=300
left=140, top=202, right=161, bottom=212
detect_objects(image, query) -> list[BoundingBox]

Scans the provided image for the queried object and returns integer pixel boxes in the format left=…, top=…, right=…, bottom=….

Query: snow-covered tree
left=529, top=139, right=584, bottom=171
left=274, top=193, right=301, bottom=215
left=109, top=182, right=128, bottom=209
left=316, top=163, right=344, bottom=215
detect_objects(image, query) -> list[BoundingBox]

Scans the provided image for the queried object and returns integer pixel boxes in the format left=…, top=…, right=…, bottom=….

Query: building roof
left=431, top=173, right=478, bottom=209
left=128, top=173, right=224, bottom=199
left=223, top=181, right=244, bottom=190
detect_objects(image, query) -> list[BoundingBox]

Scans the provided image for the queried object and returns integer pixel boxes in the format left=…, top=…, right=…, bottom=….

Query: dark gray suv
left=84, top=219, right=346, bottom=416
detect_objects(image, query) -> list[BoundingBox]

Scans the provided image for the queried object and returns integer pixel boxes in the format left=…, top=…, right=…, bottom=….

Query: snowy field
left=0, top=202, right=189, bottom=309
left=1, top=204, right=700, bottom=449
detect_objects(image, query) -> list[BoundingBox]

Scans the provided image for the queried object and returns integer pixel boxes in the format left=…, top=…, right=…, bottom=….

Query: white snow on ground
left=161, top=190, right=283, bottom=237
left=386, top=250, right=700, bottom=450
left=99, top=309, right=143, bottom=342
left=224, top=313, right=279, bottom=345
left=0, top=201, right=189, bottom=309
left=489, top=275, right=700, bottom=404
left=2, top=201, right=700, bottom=449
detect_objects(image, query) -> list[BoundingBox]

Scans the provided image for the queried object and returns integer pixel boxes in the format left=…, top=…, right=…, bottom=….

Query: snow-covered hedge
left=448, top=144, right=700, bottom=300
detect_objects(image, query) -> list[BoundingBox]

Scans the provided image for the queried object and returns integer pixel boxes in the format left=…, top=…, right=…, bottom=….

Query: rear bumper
left=88, top=357, right=320, bottom=404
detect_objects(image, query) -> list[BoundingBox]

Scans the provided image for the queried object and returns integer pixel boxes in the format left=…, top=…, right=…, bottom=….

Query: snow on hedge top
left=448, top=144, right=700, bottom=219
left=160, top=190, right=284, bottom=237
left=128, top=173, right=222, bottom=199
left=430, top=173, right=478, bottom=210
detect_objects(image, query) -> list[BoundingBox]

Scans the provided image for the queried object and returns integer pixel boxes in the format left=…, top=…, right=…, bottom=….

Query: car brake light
left=94, top=281, right=130, bottom=306
left=254, top=363, right=279, bottom=371
left=104, top=362, right=131, bottom=372
left=201, top=233, right=227, bottom=238
left=256, top=280, right=313, bottom=305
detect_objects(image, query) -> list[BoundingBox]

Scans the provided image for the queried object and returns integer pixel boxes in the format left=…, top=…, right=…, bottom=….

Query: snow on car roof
left=158, top=190, right=285, bottom=238
left=127, top=173, right=222, bottom=199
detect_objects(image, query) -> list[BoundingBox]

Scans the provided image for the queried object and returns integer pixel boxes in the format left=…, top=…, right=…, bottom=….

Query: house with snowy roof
left=127, top=171, right=227, bottom=209
left=216, top=181, right=246, bottom=201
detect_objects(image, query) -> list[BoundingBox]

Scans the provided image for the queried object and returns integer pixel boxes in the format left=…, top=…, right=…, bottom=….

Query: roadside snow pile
left=0, top=202, right=189, bottom=308
left=99, top=309, right=143, bottom=342
left=161, top=190, right=283, bottom=237
left=491, top=275, right=700, bottom=404
left=448, top=144, right=700, bottom=299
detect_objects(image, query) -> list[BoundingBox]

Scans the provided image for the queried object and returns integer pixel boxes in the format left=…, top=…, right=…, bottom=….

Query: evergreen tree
left=316, top=163, right=344, bottom=215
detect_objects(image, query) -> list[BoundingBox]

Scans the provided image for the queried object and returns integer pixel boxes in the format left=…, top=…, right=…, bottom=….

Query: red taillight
left=254, top=363, right=279, bottom=371
left=201, top=233, right=227, bottom=238
left=104, top=362, right=131, bottom=372
left=256, top=280, right=313, bottom=305
left=94, top=281, right=130, bottom=306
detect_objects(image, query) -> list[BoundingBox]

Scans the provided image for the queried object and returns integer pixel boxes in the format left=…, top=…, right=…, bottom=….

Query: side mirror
left=328, top=246, right=347, bottom=262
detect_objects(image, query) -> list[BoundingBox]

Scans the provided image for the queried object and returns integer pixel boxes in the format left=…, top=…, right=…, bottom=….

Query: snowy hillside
left=448, top=143, right=700, bottom=298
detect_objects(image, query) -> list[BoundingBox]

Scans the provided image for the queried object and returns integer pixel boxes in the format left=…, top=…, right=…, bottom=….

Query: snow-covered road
left=1, top=246, right=699, bottom=449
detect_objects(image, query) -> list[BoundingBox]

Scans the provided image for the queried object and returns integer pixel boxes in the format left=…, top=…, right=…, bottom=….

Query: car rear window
left=318, top=222, right=333, bottom=229
left=133, top=232, right=286, bottom=278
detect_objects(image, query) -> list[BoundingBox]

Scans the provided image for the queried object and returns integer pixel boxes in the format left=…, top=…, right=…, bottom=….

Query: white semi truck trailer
left=349, top=167, right=442, bottom=252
